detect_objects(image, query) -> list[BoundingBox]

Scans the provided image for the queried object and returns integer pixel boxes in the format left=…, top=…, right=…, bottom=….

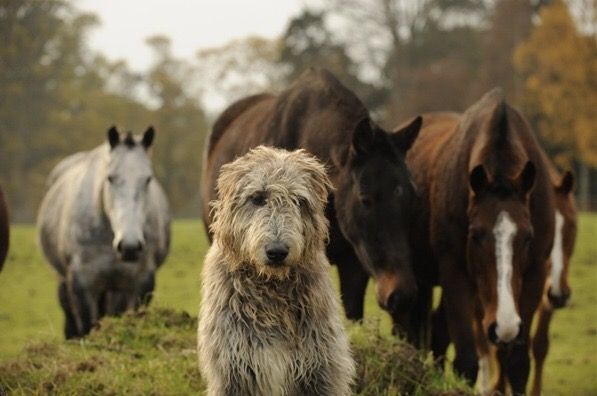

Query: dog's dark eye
left=250, top=193, right=267, bottom=207
left=296, top=197, right=307, bottom=207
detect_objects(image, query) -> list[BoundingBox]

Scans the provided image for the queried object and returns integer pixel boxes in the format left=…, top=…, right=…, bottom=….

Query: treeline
left=1, top=0, right=595, bottom=221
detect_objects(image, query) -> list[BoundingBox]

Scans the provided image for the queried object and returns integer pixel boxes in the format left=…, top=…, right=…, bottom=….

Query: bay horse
left=0, top=186, right=8, bottom=272
left=530, top=168, right=576, bottom=396
left=404, top=88, right=555, bottom=394
left=38, top=126, right=171, bottom=338
left=201, top=68, right=427, bottom=344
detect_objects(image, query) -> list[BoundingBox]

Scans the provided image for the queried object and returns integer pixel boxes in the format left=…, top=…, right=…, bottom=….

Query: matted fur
left=198, top=146, right=355, bottom=396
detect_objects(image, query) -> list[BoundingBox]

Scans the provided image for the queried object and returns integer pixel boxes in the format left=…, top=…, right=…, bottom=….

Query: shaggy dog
left=198, top=146, right=355, bottom=396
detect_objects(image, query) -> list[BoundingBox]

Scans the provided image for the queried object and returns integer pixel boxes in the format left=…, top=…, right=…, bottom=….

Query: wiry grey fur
left=37, top=127, right=170, bottom=338
left=198, top=146, right=355, bottom=396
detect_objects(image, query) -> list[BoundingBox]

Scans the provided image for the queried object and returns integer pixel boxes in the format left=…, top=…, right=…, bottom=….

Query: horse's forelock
left=124, top=132, right=136, bottom=148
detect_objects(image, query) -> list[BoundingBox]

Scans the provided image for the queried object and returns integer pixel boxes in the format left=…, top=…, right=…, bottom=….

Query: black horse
left=201, top=68, right=428, bottom=344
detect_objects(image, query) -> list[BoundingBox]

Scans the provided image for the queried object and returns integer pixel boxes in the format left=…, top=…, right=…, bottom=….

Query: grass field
left=0, top=216, right=595, bottom=394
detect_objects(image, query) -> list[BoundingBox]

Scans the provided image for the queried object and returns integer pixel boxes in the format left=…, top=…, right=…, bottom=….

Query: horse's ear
left=352, top=117, right=374, bottom=156
left=142, top=126, right=155, bottom=149
left=557, top=170, right=574, bottom=195
left=108, top=126, right=120, bottom=149
left=517, top=161, right=536, bottom=195
left=470, top=164, right=489, bottom=195
left=391, top=116, right=422, bottom=152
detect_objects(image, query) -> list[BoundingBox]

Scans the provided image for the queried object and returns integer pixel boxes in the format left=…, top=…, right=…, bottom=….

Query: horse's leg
left=431, top=296, right=451, bottom=368
left=473, top=311, right=493, bottom=395
left=502, top=262, right=546, bottom=395
left=137, top=271, right=156, bottom=308
left=407, top=284, right=433, bottom=349
left=531, top=302, right=553, bottom=396
left=439, top=258, right=479, bottom=385
left=495, top=359, right=507, bottom=394
left=335, top=254, right=369, bottom=321
left=58, top=280, right=78, bottom=339
left=67, top=271, right=99, bottom=337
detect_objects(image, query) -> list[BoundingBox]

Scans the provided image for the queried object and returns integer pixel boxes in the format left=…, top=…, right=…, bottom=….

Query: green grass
left=0, top=216, right=595, bottom=394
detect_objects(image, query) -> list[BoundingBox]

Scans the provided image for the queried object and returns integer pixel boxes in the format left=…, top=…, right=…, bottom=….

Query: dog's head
left=210, top=146, right=332, bottom=279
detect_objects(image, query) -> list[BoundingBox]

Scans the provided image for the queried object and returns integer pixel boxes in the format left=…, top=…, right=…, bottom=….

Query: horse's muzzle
left=117, top=240, right=144, bottom=262
left=547, top=286, right=571, bottom=309
left=488, top=321, right=524, bottom=346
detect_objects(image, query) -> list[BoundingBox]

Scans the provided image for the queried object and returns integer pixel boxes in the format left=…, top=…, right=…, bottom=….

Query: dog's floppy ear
left=293, top=149, right=333, bottom=206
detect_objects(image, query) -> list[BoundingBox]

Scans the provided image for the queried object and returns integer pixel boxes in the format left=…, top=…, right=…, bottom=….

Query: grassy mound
left=0, top=308, right=472, bottom=395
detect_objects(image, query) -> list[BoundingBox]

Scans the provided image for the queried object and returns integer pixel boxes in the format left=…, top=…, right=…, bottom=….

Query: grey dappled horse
left=38, top=126, right=171, bottom=338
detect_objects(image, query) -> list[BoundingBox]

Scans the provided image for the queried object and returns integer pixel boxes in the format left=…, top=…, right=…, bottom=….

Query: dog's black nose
left=265, top=243, right=289, bottom=265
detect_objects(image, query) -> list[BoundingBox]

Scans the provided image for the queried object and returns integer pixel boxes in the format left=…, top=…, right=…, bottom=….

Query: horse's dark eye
left=394, top=185, right=404, bottom=197
left=250, top=193, right=267, bottom=207
left=360, top=196, right=373, bottom=208
left=107, top=175, right=116, bottom=184
left=145, top=176, right=152, bottom=186
left=523, top=232, right=534, bottom=247
left=471, top=229, right=487, bottom=245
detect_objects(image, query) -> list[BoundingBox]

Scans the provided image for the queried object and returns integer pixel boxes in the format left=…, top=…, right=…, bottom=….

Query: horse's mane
left=466, top=88, right=527, bottom=184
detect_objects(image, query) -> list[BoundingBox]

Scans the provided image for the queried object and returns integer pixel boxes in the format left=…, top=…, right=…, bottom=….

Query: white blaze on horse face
left=105, top=145, right=153, bottom=251
left=550, top=210, right=565, bottom=296
left=493, top=210, right=521, bottom=343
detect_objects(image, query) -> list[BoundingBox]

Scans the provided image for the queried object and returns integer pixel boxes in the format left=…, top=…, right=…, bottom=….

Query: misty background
left=1, top=0, right=595, bottom=221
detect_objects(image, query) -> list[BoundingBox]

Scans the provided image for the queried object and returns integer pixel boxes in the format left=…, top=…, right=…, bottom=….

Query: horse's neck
left=80, top=145, right=111, bottom=228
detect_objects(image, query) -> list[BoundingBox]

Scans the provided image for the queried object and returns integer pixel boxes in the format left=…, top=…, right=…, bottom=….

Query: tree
left=321, top=0, right=487, bottom=123
left=0, top=0, right=101, bottom=219
left=194, top=36, right=285, bottom=115
left=146, top=36, right=209, bottom=215
left=278, top=10, right=384, bottom=110
left=515, top=0, right=597, bottom=208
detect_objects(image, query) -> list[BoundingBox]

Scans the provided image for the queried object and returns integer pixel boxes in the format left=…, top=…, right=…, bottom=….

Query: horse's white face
left=103, top=127, right=155, bottom=262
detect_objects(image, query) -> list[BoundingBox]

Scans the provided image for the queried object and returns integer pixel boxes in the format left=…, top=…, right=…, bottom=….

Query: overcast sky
left=77, top=0, right=308, bottom=72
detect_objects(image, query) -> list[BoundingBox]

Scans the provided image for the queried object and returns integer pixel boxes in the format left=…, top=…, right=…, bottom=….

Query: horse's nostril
left=116, top=240, right=144, bottom=262
left=265, top=243, right=289, bottom=265
left=548, top=287, right=571, bottom=309
left=488, top=322, right=499, bottom=345
left=387, top=291, right=400, bottom=311
left=385, top=290, right=414, bottom=313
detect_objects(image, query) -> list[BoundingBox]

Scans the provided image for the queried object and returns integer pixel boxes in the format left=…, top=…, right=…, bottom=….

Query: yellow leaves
left=514, top=0, right=597, bottom=166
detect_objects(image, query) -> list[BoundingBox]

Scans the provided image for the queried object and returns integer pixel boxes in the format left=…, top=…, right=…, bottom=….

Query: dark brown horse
left=530, top=168, right=576, bottom=396
left=404, top=88, right=555, bottom=394
left=201, top=68, right=426, bottom=342
left=0, top=186, right=9, bottom=272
